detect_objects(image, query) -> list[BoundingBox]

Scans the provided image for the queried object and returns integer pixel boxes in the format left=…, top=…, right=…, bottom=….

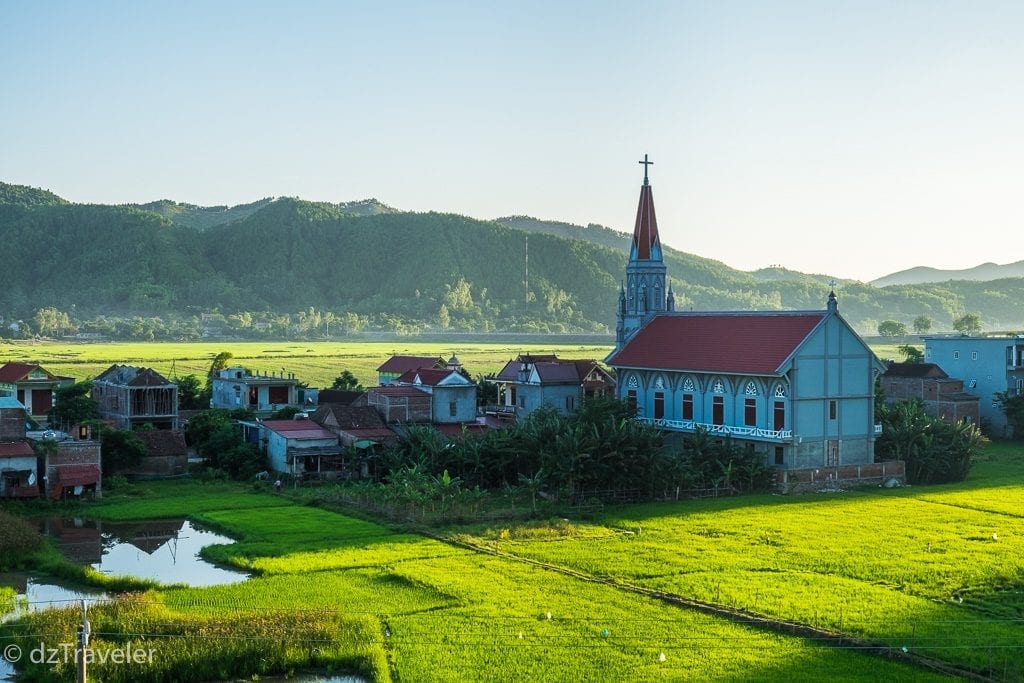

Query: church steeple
left=630, top=154, right=663, bottom=262
left=616, top=154, right=669, bottom=351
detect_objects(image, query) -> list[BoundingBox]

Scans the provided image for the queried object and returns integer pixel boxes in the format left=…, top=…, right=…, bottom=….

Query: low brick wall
left=772, top=460, right=905, bottom=494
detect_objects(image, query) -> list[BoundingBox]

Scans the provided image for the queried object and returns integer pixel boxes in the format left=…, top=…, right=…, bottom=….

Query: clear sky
left=2, top=1, right=1022, bottom=282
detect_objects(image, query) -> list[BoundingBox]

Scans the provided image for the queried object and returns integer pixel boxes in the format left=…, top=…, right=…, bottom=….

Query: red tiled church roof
left=607, top=312, right=827, bottom=375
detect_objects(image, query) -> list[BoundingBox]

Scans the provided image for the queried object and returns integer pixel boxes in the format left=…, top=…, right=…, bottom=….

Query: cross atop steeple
left=639, top=154, right=653, bottom=186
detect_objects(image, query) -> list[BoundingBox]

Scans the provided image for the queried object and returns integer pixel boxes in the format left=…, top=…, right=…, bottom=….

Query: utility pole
left=76, top=599, right=90, bottom=683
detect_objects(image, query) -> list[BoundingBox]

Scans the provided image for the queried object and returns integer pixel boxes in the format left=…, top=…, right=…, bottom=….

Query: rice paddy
left=0, top=340, right=614, bottom=388
left=2, top=477, right=963, bottom=681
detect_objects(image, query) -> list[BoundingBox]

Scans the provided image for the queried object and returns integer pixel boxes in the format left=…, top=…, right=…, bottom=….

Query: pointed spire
left=630, top=154, right=662, bottom=262
left=667, top=283, right=675, bottom=312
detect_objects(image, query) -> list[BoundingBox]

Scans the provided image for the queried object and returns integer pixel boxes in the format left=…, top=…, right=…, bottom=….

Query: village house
left=92, top=365, right=179, bottom=431
left=376, top=355, right=444, bottom=385
left=367, top=366, right=477, bottom=424
left=310, top=403, right=396, bottom=449
left=492, top=354, right=615, bottom=418
left=42, top=428, right=102, bottom=500
left=607, top=158, right=886, bottom=471
left=0, top=361, right=74, bottom=422
left=366, top=385, right=433, bottom=423
left=923, top=335, right=1024, bottom=437
left=210, top=366, right=312, bottom=415
left=0, top=396, right=38, bottom=498
left=254, top=416, right=343, bottom=476
left=880, top=362, right=980, bottom=425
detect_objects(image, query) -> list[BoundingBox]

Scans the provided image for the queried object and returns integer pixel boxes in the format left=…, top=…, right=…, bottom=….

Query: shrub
left=0, top=510, right=45, bottom=570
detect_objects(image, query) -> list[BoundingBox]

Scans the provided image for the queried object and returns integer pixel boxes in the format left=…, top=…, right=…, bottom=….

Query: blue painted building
left=923, top=335, right=1024, bottom=436
left=493, top=355, right=615, bottom=418
left=607, top=160, right=885, bottom=468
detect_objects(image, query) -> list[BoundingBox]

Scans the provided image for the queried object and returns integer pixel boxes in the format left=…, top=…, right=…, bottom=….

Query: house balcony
left=483, top=404, right=518, bottom=418
left=639, top=417, right=792, bottom=441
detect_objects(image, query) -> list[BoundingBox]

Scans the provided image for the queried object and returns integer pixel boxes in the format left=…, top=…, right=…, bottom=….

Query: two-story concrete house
left=923, top=335, right=1024, bottom=436
left=493, top=355, right=615, bottom=418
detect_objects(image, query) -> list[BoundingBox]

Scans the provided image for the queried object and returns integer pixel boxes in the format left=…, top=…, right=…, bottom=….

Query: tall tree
left=878, top=320, right=908, bottom=337
left=912, top=315, right=933, bottom=334
left=331, top=370, right=363, bottom=391
left=898, top=344, right=924, bottom=363
left=48, top=381, right=100, bottom=428
left=953, top=313, right=982, bottom=334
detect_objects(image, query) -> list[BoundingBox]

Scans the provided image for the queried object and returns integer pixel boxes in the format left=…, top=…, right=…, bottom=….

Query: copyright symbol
left=3, top=644, right=21, bottom=662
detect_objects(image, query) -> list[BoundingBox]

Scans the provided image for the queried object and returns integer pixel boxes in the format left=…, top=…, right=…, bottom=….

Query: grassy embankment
left=2, top=480, right=944, bottom=682
left=455, top=440, right=1024, bottom=679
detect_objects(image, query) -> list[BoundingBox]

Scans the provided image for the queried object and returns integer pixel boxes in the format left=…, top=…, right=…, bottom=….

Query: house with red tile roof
left=493, top=355, right=615, bottom=418
left=0, top=362, right=74, bottom=421
left=376, top=355, right=444, bottom=385
left=607, top=158, right=886, bottom=470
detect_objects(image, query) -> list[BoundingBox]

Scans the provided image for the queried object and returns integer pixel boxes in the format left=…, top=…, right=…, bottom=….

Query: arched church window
left=654, top=377, right=664, bottom=390
left=682, top=378, right=695, bottom=392
left=713, top=380, right=724, bottom=394
left=745, top=381, right=757, bottom=396
left=627, top=376, right=639, bottom=389
left=774, top=385, right=787, bottom=398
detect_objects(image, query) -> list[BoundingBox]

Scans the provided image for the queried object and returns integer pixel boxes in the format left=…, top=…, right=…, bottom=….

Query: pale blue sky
left=2, top=1, right=1022, bottom=282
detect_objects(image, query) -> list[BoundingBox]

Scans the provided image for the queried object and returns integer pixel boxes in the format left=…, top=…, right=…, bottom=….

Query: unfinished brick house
left=92, top=365, right=179, bottom=430
left=880, top=362, right=980, bottom=425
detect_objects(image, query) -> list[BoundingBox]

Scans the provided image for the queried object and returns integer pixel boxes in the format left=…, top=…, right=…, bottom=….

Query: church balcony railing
left=638, top=417, right=792, bottom=441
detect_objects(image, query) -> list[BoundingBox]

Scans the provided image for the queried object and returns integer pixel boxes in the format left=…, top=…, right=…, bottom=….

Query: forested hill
left=133, top=197, right=397, bottom=231
left=4, top=180, right=1024, bottom=334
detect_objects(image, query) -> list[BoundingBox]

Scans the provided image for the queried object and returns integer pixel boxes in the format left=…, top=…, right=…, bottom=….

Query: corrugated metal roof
left=0, top=397, right=28, bottom=411
left=262, top=420, right=337, bottom=440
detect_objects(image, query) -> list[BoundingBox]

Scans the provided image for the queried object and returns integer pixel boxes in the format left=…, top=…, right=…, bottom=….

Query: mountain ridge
left=3, top=180, right=1024, bottom=333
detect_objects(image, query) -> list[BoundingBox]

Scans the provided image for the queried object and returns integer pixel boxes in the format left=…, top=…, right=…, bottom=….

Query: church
left=606, top=158, right=885, bottom=469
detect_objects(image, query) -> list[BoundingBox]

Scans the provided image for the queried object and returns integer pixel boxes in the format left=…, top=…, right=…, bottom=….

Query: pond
left=40, top=516, right=248, bottom=587
left=1, top=517, right=248, bottom=681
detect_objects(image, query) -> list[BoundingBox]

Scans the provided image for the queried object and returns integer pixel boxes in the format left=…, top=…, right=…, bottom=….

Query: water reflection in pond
left=42, top=517, right=248, bottom=586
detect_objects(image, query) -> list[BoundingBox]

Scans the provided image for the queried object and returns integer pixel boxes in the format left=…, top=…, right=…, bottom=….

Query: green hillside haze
left=2, top=180, right=1024, bottom=334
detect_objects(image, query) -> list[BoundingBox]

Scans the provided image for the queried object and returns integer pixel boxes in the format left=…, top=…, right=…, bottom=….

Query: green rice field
left=0, top=340, right=615, bottom=388
left=456, top=441, right=1024, bottom=678
left=0, top=339, right=916, bottom=391
left=3, top=476, right=965, bottom=681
